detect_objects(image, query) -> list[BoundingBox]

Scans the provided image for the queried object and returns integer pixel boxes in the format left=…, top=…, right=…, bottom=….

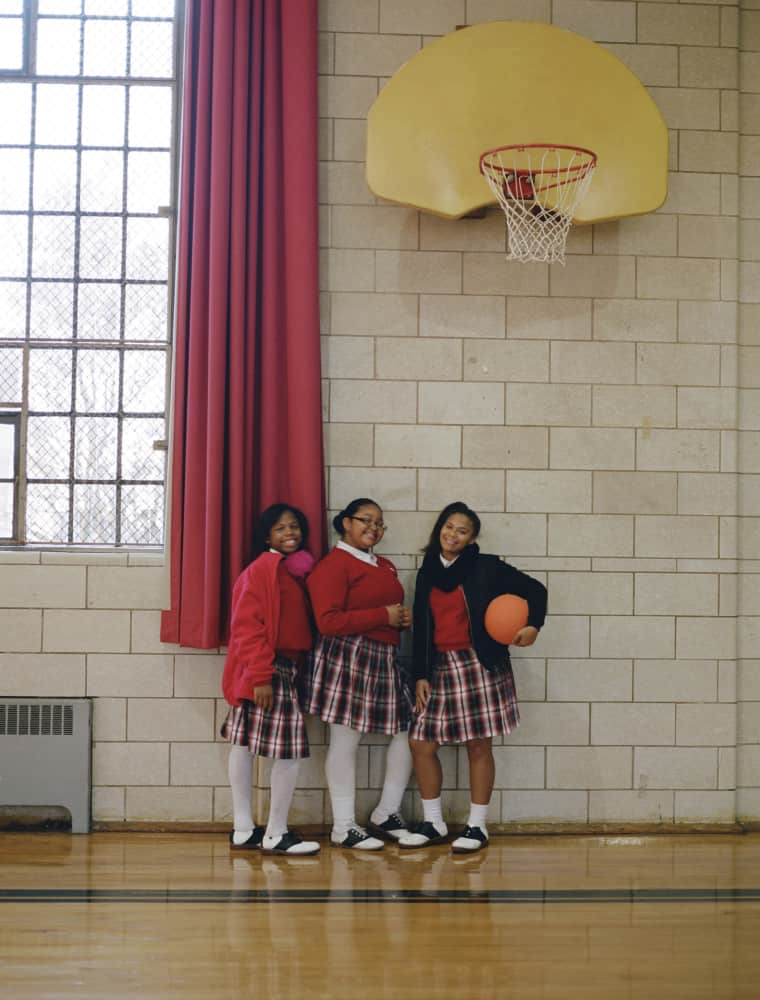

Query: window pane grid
left=0, top=5, right=176, bottom=546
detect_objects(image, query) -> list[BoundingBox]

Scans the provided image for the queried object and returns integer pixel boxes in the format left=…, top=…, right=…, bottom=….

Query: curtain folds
left=161, top=0, right=325, bottom=648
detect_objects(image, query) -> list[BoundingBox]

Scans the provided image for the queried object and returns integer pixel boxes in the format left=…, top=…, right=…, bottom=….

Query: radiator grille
left=0, top=703, right=74, bottom=737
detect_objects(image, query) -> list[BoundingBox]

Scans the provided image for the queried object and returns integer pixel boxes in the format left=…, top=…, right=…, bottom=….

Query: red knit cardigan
left=222, top=552, right=282, bottom=706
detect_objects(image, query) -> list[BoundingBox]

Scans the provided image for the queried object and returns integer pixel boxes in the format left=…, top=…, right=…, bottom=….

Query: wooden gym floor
left=1, top=832, right=759, bottom=999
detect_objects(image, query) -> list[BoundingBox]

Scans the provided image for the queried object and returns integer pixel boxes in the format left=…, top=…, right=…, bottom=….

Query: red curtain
left=161, top=0, right=325, bottom=648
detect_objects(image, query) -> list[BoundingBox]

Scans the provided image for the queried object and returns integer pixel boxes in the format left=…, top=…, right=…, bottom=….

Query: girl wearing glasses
left=399, top=501, right=547, bottom=854
left=303, top=498, right=414, bottom=850
left=221, top=504, right=321, bottom=856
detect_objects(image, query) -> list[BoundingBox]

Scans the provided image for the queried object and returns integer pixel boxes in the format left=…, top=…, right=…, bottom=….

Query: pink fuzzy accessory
left=284, top=549, right=315, bottom=580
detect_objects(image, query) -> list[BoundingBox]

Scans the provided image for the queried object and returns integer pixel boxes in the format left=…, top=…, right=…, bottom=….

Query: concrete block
left=419, top=382, right=504, bottom=424
left=676, top=704, right=735, bottom=747
left=126, top=787, right=213, bottom=822
left=635, top=573, right=718, bottom=616
left=87, top=654, right=174, bottom=698
left=593, top=471, right=677, bottom=514
left=549, top=514, right=633, bottom=556
left=375, top=425, right=461, bottom=468
left=547, top=658, right=632, bottom=701
left=507, top=470, right=591, bottom=513
left=637, top=429, right=720, bottom=472
left=421, top=294, right=505, bottom=339
left=591, top=616, right=675, bottom=659
left=593, top=387, right=676, bottom=429
left=591, top=704, right=675, bottom=745
left=508, top=384, right=591, bottom=427
left=547, top=746, right=632, bottom=788
left=464, top=340, right=549, bottom=382
left=550, top=428, right=635, bottom=470
left=44, top=610, right=130, bottom=653
left=593, top=299, right=676, bottom=342
left=634, top=747, right=717, bottom=790
left=462, top=426, right=548, bottom=469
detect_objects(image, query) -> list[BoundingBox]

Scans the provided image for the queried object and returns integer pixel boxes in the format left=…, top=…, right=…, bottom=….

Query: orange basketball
left=484, top=594, right=529, bottom=645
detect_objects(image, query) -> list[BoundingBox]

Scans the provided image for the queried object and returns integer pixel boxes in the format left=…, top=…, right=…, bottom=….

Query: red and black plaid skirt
left=221, top=656, right=309, bottom=759
left=301, top=634, right=414, bottom=734
left=410, top=647, right=520, bottom=745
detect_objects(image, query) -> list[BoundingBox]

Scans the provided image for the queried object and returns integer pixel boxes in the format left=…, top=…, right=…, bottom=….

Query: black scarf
left=421, top=543, right=480, bottom=592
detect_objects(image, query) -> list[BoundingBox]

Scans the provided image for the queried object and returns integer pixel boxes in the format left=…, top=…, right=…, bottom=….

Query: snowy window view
left=0, top=0, right=178, bottom=546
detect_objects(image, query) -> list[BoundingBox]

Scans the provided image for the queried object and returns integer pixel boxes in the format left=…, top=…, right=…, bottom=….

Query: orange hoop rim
left=479, top=142, right=597, bottom=172
left=479, top=143, right=597, bottom=197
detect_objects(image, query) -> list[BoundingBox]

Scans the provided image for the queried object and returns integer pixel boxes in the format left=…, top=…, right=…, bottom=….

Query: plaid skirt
left=301, top=634, right=414, bottom=734
left=410, top=647, right=520, bottom=745
left=220, top=656, right=309, bottom=759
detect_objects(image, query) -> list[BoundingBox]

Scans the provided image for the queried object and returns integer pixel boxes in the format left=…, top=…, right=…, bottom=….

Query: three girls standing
left=223, top=497, right=546, bottom=855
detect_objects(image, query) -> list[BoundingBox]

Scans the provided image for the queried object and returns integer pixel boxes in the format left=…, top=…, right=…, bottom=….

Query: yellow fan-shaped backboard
left=366, top=21, right=668, bottom=224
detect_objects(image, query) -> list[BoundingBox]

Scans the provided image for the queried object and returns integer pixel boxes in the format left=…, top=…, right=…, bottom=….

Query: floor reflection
left=1, top=833, right=759, bottom=999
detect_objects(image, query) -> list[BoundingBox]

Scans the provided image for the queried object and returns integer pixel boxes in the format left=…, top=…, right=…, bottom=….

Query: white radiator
left=0, top=698, right=92, bottom=833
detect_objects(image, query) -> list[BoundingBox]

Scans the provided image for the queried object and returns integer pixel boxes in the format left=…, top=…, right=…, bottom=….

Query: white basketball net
left=480, top=144, right=597, bottom=264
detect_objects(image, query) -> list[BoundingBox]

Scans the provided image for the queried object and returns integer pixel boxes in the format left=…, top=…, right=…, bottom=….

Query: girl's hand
left=253, top=683, right=273, bottom=710
left=512, top=626, right=538, bottom=647
left=415, top=679, right=432, bottom=713
left=386, top=603, right=411, bottom=628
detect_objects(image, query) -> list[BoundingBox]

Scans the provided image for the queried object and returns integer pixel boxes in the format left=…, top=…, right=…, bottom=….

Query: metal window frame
left=0, top=1, right=181, bottom=548
left=0, top=412, right=21, bottom=541
left=0, top=0, right=33, bottom=78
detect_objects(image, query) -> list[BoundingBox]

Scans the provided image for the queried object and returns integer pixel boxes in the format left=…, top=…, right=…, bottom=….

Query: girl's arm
left=228, top=574, right=277, bottom=691
left=492, top=559, right=548, bottom=630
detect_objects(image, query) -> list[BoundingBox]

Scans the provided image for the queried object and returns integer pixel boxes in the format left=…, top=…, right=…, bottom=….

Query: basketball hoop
left=479, top=144, right=597, bottom=264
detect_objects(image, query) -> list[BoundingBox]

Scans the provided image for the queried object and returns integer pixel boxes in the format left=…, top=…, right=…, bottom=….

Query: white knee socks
left=228, top=746, right=254, bottom=844
left=370, top=730, right=413, bottom=826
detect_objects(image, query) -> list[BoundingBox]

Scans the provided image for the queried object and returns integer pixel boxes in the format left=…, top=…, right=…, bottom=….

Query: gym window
left=0, top=0, right=180, bottom=546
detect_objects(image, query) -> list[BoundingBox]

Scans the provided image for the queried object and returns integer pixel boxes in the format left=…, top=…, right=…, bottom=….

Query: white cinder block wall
left=0, top=0, right=757, bottom=828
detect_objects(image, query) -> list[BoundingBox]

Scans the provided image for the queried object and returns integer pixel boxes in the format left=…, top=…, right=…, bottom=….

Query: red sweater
left=307, top=547, right=404, bottom=646
left=222, top=552, right=312, bottom=706
left=276, top=561, right=312, bottom=655
left=430, top=586, right=471, bottom=651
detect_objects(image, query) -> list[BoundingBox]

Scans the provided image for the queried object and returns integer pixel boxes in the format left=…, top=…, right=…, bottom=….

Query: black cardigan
left=412, top=552, right=548, bottom=682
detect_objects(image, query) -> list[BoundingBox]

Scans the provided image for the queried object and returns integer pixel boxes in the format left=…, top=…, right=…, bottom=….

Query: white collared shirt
left=440, top=554, right=458, bottom=568
left=337, top=539, right=378, bottom=566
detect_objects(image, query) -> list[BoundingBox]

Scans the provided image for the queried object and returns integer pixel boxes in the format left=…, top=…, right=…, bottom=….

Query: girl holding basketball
left=221, top=503, right=320, bottom=856
left=399, top=501, right=547, bottom=853
left=303, top=498, right=415, bottom=851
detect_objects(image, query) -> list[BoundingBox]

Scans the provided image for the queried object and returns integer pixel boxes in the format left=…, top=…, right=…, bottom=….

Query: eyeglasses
left=350, top=516, right=387, bottom=531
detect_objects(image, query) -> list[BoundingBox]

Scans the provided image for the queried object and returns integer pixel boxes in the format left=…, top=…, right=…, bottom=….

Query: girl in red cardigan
left=303, top=498, right=414, bottom=850
left=221, top=504, right=320, bottom=856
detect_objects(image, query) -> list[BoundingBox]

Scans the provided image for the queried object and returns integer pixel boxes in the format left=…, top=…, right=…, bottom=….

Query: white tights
left=228, top=745, right=301, bottom=839
left=325, top=724, right=412, bottom=834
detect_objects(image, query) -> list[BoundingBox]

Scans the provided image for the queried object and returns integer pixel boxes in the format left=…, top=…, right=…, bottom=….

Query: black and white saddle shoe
left=229, top=826, right=265, bottom=850
left=398, top=821, right=449, bottom=849
left=330, top=827, right=384, bottom=851
left=367, top=813, right=409, bottom=842
left=262, top=831, right=321, bottom=855
left=451, top=825, right=489, bottom=854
